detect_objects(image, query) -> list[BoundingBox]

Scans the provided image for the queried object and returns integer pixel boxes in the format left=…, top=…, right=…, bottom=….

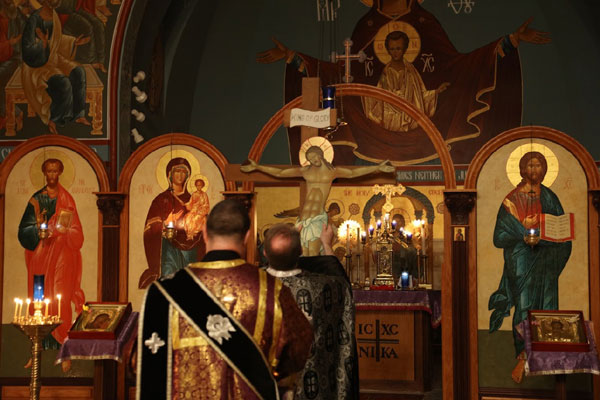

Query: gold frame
left=69, top=302, right=131, bottom=337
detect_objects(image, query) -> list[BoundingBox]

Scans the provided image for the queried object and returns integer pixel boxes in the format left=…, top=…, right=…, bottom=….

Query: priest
left=137, top=199, right=313, bottom=399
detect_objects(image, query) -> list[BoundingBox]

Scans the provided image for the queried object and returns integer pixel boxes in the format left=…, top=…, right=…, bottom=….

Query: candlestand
left=12, top=320, right=61, bottom=400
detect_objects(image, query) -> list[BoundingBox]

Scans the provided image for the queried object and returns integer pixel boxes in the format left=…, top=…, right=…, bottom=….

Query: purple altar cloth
left=519, top=319, right=600, bottom=376
left=55, top=312, right=138, bottom=364
left=353, top=289, right=441, bottom=327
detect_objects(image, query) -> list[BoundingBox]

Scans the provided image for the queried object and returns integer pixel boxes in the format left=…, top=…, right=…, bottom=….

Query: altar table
left=353, top=289, right=440, bottom=394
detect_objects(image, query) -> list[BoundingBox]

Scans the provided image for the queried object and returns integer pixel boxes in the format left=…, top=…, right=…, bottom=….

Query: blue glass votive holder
left=401, top=272, right=409, bottom=289
left=322, top=86, right=335, bottom=109
left=33, top=274, right=44, bottom=301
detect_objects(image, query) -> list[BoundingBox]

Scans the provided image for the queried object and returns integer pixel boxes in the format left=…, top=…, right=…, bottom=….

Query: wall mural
left=258, top=0, right=550, bottom=166
left=2, top=146, right=99, bottom=344
left=128, top=146, right=224, bottom=311
left=476, top=139, right=588, bottom=388
left=0, top=0, right=120, bottom=140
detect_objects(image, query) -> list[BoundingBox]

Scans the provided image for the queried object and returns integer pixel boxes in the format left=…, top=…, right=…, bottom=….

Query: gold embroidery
left=188, top=259, right=246, bottom=269
left=268, top=279, right=283, bottom=365
left=253, top=269, right=267, bottom=345
left=171, top=308, right=208, bottom=350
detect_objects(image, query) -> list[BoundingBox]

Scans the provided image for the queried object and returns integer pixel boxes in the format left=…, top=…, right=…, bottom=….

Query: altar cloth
left=353, top=289, right=441, bottom=327
left=518, top=319, right=600, bottom=376
left=55, top=312, right=138, bottom=364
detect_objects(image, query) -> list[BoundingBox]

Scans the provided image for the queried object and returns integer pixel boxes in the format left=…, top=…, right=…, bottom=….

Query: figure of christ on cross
left=241, top=138, right=395, bottom=256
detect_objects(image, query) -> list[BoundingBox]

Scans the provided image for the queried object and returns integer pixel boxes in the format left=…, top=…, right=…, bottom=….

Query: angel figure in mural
left=257, top=0, right=551, bottom=165
left=241, top=137, right=394, bottom=256
left=138, top=157, right=206, bottom=289
left=18, top=158, right=85, bottom=346
left=488, top=151, right=572, bottom=382
left=21, top=0, right=91, bottom=135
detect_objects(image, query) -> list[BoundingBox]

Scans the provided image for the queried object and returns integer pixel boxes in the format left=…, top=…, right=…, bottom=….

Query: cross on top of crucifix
left=373, top=183, right=406, bottom=214
left=331, top=38, right=367, bottom=83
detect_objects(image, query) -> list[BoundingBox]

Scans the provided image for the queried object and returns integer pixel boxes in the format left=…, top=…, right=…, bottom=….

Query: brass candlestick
left=13, top=320, right=61, bottom=400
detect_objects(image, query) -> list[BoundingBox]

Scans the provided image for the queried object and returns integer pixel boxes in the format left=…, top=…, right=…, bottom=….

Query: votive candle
left=57, top=294, right=62, bottom=319
left=44, top=298, right=50, bottom=318
left=25, top=298, right=31, bottom=319
left=13, top=298, right=18, bottom=321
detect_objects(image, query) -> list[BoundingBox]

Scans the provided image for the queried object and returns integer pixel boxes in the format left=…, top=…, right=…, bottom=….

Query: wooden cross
left=283, top=77, right=336, bottom=144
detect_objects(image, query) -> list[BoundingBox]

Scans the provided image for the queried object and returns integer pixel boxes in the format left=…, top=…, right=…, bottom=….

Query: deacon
left=137, top=199, right=313, bottom=399
left=264, top=223, right=359, bottom=400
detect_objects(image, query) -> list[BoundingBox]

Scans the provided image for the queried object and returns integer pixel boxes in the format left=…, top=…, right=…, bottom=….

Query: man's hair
left=206, top=199, right=250, bottom=241
left=264, top=223, right=302, bottom=271
left=42, top=158, right=64, bottom=173
left=518, top=151, right=548, bottom=183
left=195, top=179, right=205, bottom=186
left=306, top=146, right=334, bottom=170
left=327, top=202, right=340, bottom=214
left=385, top=30, right=409, bottom=51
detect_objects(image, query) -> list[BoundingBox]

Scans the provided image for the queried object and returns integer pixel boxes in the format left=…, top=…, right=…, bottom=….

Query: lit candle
left=384, top=213, right=390, bottom=228
left=40, top=222, right=47, bottom=229
left=356, top=227, right=360, bottom=251
left=17, top=299, right=23, bottom=321
left=368, top=225, right=374, bottom=237
left=345, top=224, right=350, bottom=252
left=13, top=298, right=18, bottom=321
left=421, top=225, right=426, bottom=250
left=57, top=294, right=62, bottom=319
left=44, top=298, right=50, bottom=318
left=401, top=272, right=409, bottom=289
left=167, top=220, right=174, bottom=228
left=529, top=228, right=535, bottom=235
left=376, top=220, right=382, bottom=230
left=391, top=219, right=397, bottom=231
left=361, top=231, right=367, bottom=244
left=25, top=298, right=31, bottom=320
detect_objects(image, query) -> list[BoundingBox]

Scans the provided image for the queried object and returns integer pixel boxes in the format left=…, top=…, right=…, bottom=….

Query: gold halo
left=155, top=149, right=201, bottom=191
left=30, top=149, right=75, bottom=190
left=299, top=137, right=334, bottom=167
left=372, top=21, right=421, bottom=64
left=506, top=143, right=558, bottom=187
left=187, top=174, right=209, bottom=194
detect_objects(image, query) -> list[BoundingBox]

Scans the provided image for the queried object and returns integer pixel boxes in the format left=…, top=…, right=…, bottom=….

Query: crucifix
left=237, top=78, right=395, bottom=256
left=330, top=38, right=367, bottom=83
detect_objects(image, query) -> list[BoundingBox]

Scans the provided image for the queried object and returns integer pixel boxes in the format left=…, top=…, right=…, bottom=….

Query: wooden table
left=5, top=64, right=103, bottom=136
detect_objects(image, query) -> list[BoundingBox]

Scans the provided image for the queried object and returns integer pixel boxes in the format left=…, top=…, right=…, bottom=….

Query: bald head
left=264, top=224, right=302, bottom=270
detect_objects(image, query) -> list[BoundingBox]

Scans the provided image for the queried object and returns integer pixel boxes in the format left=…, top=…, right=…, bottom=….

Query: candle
left=391, top=219, right=397, bottom=231
left=368, top=225, right=374, bottom=237
left=376, top=220, right=382, bottom=230
left=40, top=222, right=47, bottom=229
left=345, top=224, right=350, bottom=252
left=44, top=299, right=50, bottom=318
left=361, top=231, right=367, bottom=244
left=167, top=220, right=174, bottom=228
left=25, top=298, right=31, bottom=319
left=529, top=228, right=535, bottom=235
left=421, top=226, right=426, bottom=250
left=13, top=298, right=18, bottom=321
left=356, top=227, right=360, bottom=251
left=18, top=299, right=23, bottom=321
left=401, top=272, right=409, bottom=289
left=57, top=294, right=62, bottom=319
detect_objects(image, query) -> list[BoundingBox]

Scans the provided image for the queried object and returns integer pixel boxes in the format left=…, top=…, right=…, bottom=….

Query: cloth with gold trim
left=137, top=251, right=313, bottom=400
